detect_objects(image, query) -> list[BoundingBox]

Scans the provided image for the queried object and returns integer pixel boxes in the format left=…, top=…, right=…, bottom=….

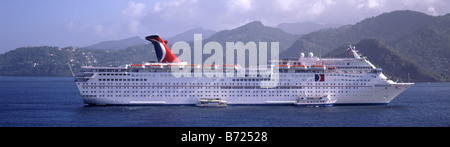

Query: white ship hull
left=76, top=72, right=413, bottom=106
left=74, top=36, right=413, bottom=106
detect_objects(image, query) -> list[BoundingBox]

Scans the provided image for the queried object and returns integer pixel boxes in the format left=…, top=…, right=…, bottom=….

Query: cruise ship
left=75, top=35, right=414, bottom=106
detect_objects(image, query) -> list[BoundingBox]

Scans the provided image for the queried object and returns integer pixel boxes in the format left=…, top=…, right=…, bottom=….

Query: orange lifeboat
left=222, top=64, right=237, bottom=68
left=328, top=66, right=337, bottom=70
left=131, top=64, right=145, bottom=68
left=293, top=65, right=308, bottom=70
left=148, top=64, right=163, bottom=69
left=131, top=64, right=144, bottom=67
left=276, top=64, right=290, bottom=69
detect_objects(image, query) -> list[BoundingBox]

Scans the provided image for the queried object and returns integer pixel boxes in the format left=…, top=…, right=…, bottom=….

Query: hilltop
left=206, top=21, right=298, bottom=53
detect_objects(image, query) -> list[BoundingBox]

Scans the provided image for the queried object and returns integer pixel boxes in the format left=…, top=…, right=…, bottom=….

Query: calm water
left=0, top=77, right=448, bottom=127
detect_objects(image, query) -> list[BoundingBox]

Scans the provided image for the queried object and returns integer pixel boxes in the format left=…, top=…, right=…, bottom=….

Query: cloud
left=276, top=0, right=296, bottom=11
left=135, top=0, right=450, bottom=38
left=353, top=0, right=384, bottom=10
left=427, top=6, right=438, bottom=16
left=60, top=0, right=450, bottom=43
left=307, top=0, right=331, bottom=17
left=65, top=20, right=74, bottom=30
left=367, top=0, right=382, bottom=9
left=122, top=1, right=147, bottom=18
left=227, top=0, right=254, bottom=13
left=94, top=24, right=104, bottom=35
left=122, top=1, right=148, bottom=34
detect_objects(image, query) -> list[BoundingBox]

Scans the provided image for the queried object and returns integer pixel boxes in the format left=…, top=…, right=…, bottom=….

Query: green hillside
left=326, top=39, right=442, bottom=82
left=284, top=10, right=436, bottom=55
left=283, top=10, right=450, bottom=82
left=0, top=45, right=157, bottom=76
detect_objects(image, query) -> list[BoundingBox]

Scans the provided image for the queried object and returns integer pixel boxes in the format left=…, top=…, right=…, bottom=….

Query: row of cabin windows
left=81, top=88, right=376, bottom=95
left=84, top=92, right=375, bottom=98
left=81, top=81, right=369, bottom=88
left=99, top=79, right=147, bottom=82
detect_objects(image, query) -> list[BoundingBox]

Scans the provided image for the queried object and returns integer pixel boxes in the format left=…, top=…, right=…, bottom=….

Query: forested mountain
left=283, top=10, right=450, bottom=82
left=0, top=45, right=157, bottom=76
left=326, top=39, right=442, bottom=82
left=282, top=10, right=437, bottom=56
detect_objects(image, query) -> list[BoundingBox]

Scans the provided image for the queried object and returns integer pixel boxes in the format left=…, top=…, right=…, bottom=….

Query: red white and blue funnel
left=146, top=35, right=181, bottom=63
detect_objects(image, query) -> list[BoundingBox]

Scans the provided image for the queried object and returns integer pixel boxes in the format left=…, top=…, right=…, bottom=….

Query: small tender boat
left=295, top=94, right=336, bottom=107
left=196, top=98, right=227, bottom=107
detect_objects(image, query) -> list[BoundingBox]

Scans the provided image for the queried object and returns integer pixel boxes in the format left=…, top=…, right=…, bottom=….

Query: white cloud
left=428, top=6, right=438, bottom=16
left=227, top=0, right=254, bottom=13
left=122, top=1, right=148, bottom=34
left=354, top=0, right=384, bottom=10
left=276, top=0, right=295, bottom=11
left=122, top=1, right=147, bottom=18
left=308, top=1, right=326, bottom=16
left=69, top=1, right=150, bottom=40
left=94, top=24, right=103, bottom=34
left=65, top=20, right=74, bottom=30
left=153, top=2, right=162, bottom=12
left=128, top=0, right=450, bottom=37
left=367, top=0, right=381, bottom=9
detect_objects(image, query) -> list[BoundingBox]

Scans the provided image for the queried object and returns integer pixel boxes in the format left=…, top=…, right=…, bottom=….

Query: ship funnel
left=145, top=35, right=181, bottom=63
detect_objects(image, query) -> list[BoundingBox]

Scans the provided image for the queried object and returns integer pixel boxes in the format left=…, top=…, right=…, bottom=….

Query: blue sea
left=0, top=77, right=448, bottom=127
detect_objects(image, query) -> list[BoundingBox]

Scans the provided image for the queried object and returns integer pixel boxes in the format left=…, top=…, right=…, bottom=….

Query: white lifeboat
left=311, top=65, right=326, bottom=70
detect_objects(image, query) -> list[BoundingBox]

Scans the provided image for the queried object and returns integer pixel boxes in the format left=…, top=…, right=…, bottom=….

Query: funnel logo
left=146, top=35, right=181, bottom=63
left=315, top=74, right=325, bottom=82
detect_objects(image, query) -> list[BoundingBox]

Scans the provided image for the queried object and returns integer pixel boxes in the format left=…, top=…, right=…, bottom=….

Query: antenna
left=67, top=61, right=75, bottom=77
left=319, top=48, right=322, bottom=58
left=408, top=72, right=411, bottom=83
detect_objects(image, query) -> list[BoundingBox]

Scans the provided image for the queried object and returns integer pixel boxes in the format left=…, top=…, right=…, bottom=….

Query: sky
left=1, top=0, right=450, bottom=53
